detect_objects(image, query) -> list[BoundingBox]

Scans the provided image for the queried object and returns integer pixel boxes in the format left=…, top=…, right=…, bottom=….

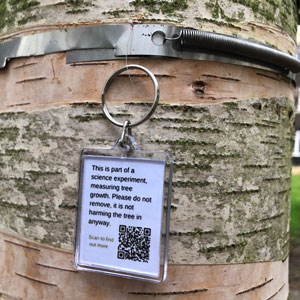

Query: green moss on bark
left=0, top=126, right=19, bottom=141
left=0, top=1, right=7, bottom=29
left=206, top=0, right=240, bottom=23
left=130, top=0, right=189, bottom=15
left=229, top=0, right=298, bottom=39
left=0, top=0, right=40, bottom=30
left=103, top=9, right=134, bottom=18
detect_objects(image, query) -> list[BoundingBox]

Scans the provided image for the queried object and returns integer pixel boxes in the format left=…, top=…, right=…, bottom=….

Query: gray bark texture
left=0, top=0, right=297, bottom=41
left=0, top=97, right=294, bottom=264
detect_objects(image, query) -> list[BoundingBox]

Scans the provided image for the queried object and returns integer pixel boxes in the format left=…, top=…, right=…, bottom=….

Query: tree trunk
left=0, top=1, right=297, bottom=299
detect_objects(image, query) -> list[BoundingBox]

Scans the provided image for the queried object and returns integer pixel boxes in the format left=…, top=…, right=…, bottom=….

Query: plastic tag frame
left=74, top=147, right=173, bottom=283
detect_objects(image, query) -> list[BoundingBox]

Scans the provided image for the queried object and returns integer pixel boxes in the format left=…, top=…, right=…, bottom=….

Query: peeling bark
left=0, top=55, right=294, bottom=112
left=0, top=231, right=290, bottom=300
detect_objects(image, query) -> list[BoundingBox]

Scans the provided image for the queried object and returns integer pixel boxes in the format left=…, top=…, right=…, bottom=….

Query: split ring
left=102, top=65, right=159, bottom=128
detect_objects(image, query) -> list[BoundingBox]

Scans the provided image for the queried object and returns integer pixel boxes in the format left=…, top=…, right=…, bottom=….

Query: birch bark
left=0, top=1, right=297, bottom=299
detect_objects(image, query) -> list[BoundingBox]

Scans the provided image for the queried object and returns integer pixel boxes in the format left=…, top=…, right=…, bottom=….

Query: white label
left=77, top=156, right=165, bottom=278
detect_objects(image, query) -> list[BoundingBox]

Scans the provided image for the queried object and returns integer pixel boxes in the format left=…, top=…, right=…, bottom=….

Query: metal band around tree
left=102, top=65, right=159, bottom=128
left=0, top=24, right=299, bottom=77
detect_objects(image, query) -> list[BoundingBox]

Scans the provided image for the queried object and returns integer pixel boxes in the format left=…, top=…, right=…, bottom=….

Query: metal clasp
left=102, top=64, right=159, bottom=152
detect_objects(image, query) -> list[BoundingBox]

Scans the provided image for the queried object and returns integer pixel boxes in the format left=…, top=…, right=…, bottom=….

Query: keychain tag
left=75, top=148, right=172, bottom=282
left=74, top=65, right=173, bottom=282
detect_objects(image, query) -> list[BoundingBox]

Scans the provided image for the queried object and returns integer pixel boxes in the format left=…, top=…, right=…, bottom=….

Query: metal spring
left=181, top=29, right=300, bottom=73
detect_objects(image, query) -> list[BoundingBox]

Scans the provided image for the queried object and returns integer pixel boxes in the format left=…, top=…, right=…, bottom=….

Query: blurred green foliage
left=291, top=175, right=300, bottom=240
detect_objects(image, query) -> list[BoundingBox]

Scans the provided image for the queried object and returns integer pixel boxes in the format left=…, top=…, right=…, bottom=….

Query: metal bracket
left=0, top=25, right=180, bottom=69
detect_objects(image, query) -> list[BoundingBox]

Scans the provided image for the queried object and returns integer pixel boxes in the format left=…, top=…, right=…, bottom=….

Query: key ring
left=101, top=64, right=159, bottom=128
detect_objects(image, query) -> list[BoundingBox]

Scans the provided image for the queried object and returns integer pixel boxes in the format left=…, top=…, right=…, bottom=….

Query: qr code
left=118, top=225, right=151, bottom=263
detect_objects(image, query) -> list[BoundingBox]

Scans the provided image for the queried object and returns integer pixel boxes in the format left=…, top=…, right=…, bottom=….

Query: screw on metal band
left=101, top=64, right=159, bottom=128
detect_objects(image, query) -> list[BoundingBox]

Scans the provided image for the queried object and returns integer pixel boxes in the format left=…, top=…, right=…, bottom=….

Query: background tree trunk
left=0, top=1, right=297, bottom=299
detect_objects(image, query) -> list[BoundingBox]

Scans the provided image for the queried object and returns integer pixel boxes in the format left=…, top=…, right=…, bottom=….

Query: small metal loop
left=119, top=120, right=130, bottom=145
left=126, top=135, right=140, bottom=151
left=117, top=120, right=133, bottom=152
left=102, top=64, right=159, bottom=128
left=118, top=134, right=139, bottom=152
left=118, top=140, right=131, bottom=152
left=164, top=30, right=182, bottom=41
